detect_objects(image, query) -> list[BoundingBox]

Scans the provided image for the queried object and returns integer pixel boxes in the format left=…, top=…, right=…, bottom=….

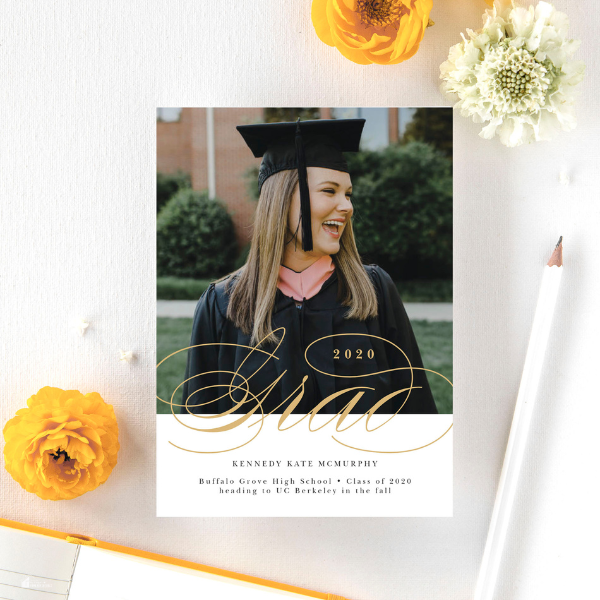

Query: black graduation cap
left=236, top=118, right=365, bottom=252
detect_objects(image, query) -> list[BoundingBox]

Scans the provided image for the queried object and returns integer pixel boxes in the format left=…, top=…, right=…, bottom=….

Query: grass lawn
left=410, top=320, right=453, bottom=414
left=157, top=318, right=452, bottom=415
left=156, top=317, right=193, bottom=414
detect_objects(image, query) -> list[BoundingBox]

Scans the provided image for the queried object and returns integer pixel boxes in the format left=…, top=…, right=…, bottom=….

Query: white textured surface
left=0, top=1, right=598, bottom=599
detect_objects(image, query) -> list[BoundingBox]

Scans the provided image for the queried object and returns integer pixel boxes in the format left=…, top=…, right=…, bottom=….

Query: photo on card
left=156, top=108, right=453, bottom=517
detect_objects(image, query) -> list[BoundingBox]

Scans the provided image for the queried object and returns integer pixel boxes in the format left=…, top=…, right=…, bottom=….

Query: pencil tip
left=548, top=237, right=563, bottom=267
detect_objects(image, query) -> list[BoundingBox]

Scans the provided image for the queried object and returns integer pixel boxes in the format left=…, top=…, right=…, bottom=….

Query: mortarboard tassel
left=295, top=119, right=313, bottom=252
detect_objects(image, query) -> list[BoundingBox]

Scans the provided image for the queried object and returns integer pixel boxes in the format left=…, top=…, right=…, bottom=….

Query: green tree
left=157, top=171, right=192, bottom=213
left=157, top=188, right=238, bottom=279
left=347, top=141, right=452, bottom=280
left=402, top=108, right=453, bottom=160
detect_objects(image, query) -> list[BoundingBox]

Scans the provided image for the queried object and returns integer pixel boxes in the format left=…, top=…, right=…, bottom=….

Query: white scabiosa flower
left=440, top=0, right=584, bottom=147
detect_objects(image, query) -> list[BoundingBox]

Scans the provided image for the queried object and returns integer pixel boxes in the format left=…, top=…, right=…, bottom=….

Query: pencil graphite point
left=548, top=237, right=563, bottom=267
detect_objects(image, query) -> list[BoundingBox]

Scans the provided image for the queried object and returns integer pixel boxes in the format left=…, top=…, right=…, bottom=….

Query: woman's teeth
left=322, top=220, right=341, bottom=236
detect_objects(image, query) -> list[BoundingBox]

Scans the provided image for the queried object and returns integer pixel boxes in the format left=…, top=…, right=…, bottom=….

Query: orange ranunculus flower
left=3, top=387, right=119, bottom=500
left=311, top=0, right=433, bottom=65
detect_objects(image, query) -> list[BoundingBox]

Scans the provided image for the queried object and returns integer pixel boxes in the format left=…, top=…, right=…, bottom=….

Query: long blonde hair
left=226, top=169, right=378, bottom=345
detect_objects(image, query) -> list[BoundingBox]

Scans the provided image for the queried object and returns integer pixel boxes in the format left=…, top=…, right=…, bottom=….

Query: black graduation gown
left=181, top=265, right=438, bottom=415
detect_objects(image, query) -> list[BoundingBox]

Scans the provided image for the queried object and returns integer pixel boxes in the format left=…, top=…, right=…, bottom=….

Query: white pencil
left=474, top=237, right=564, bottom=600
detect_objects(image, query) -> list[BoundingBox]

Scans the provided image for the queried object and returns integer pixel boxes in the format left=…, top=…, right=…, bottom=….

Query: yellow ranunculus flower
left=311, top=0, right=433, bottom=65
left=3, top=387, right=119, bottom=500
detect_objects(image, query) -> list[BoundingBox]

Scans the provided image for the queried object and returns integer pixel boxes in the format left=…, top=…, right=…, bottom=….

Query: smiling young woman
left=181, top=119, right=437, bottom=416
left=285, top=168, right=354, bottom=269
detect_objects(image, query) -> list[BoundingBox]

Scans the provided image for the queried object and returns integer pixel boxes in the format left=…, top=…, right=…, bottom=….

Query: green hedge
left=157, top=188, right=238, bottom=279
left=157, top=171, right=191, bottom=214
left=157, top=277, right=213, bottom=300
left=395, top=279, right=452, bottom=303
left=157, top=276, right=451, bottom=302
left=347, top=141, right=452, bottom=280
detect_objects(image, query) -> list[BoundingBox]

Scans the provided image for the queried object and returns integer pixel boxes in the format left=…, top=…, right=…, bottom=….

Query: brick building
left=157, top=108, right=414, bottom=248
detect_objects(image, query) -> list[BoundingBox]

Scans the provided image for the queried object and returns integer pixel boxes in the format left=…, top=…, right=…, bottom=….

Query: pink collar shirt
left=277, top=255, right=335, bottom=302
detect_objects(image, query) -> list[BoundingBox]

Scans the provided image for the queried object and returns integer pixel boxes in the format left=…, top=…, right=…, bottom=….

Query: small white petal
left=559, top=171, right=570, bottom=185
left=119, top=350, right=134, bottom=363
left=73, top=317, right=89, bottom=337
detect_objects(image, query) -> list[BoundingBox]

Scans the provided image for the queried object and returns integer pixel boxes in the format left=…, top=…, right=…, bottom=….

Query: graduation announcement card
left=156, top=107, right=453, bottom=516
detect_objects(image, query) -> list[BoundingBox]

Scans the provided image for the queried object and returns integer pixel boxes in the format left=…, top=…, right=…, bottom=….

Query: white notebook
left=0, top=520, right=335, bottom=600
